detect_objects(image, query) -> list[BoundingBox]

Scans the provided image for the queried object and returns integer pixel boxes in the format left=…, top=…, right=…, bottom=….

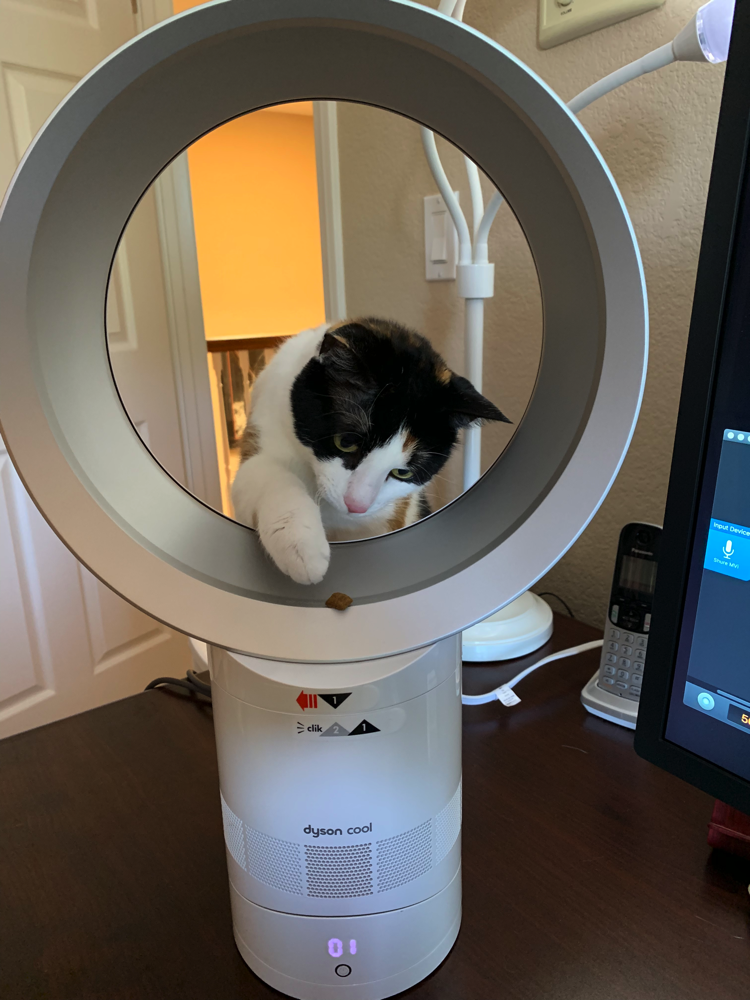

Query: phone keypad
left=598, top=625, right=647, bottom=702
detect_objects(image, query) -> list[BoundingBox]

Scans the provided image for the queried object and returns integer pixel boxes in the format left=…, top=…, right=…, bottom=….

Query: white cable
left=461, top=639, right=603, bottom=705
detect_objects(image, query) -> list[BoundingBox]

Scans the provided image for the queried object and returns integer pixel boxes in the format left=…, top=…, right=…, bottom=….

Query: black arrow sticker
left=349, top=720, right=380, bottom=736
left=318, top=693, right=352, bottom=709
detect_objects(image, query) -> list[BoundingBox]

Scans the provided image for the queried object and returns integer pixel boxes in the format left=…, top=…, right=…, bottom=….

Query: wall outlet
left=424, top=193, right=459, bottom=281
left=538, top=0, right=665, bottom=50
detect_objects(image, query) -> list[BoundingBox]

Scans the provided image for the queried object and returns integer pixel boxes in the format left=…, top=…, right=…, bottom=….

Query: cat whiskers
left=343, top=400, right=371, bottom=434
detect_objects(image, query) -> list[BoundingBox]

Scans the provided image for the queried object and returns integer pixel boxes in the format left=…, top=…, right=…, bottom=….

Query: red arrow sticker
left=296, top=691, right=318, bottom=711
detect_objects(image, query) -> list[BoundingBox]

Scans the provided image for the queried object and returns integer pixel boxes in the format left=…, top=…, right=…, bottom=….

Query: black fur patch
left=291, top=319, right=509, bottom=487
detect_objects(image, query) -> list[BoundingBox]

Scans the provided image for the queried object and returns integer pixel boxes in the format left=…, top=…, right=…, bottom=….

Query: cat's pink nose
left=345, top=498, right=371, bottom=514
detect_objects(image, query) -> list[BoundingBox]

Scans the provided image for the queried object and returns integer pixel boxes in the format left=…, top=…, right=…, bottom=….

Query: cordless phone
left=581, top=522, right=662, bottom=729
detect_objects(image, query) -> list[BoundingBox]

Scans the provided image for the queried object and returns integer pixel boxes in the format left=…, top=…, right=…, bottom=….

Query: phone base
left=581, top=671, right=638, bottom=729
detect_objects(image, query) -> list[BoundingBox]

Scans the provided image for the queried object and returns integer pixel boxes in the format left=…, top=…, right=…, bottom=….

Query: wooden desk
left=1, top=616, right=747, bottom=999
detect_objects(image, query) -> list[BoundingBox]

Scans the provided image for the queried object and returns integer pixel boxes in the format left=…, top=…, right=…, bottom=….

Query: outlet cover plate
left=424, top=192, right=459, bottom=281
left=538, top=0, right=665, bottom=50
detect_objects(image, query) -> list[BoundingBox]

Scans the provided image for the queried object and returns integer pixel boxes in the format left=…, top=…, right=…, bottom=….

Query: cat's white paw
left=260, top=510, right=331, bottom=585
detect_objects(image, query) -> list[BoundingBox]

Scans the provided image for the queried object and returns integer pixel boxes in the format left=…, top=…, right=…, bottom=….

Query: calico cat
left=231, top=318, right=508, bottom=584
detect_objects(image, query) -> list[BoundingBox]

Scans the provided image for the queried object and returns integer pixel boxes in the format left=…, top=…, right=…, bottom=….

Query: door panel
left=0, top=449, right=53, bottom=712
left=0, top=0, right=191, bottom=737
left=3, top=63, right=79, bottom=154
left=78, top=567, right=170, bottom=676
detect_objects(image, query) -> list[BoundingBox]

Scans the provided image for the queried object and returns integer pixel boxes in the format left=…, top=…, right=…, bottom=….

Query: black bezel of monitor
left=634, top=0, right=750, bottom=813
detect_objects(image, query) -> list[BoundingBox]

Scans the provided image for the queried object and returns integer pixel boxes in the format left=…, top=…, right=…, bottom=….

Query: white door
left=0, top=0, right=192, bottom=738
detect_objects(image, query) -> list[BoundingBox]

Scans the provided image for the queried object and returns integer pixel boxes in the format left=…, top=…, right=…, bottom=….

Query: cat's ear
left=319, top=330, right=351, bottom=356
left=448, top=374, right=511, bottom=427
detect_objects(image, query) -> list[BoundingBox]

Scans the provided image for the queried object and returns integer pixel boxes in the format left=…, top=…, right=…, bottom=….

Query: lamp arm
left=476, top=41, right=676, bottom=248
left=475, top=188, right=503, bottom=254
left=421, top=0, right=487, bottom=493
left=420, top=127, right=473, bottom=264
left=465, top=157, right=485, bottom=240
left=567, top=41, right=675, bottom=114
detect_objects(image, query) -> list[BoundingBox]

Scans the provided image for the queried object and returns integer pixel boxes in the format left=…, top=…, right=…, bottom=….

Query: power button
left=335, top=964, right=352, bottom=978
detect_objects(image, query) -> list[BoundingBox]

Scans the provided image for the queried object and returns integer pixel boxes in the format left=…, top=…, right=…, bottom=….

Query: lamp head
left=673, top=0, right=736, bottom=63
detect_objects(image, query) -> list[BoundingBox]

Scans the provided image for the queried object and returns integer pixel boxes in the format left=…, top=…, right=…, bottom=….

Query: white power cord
left=461, top=639, right=603, bottom=706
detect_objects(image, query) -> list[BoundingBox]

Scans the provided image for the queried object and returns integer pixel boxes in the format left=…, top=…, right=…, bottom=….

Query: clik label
left=291, top=707, right=404, bottom=740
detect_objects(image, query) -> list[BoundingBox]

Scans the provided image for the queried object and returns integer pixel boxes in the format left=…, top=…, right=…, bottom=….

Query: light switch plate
left=538, top=0, right=665, bottom=50
left=424, top=192, right=459, bottom=281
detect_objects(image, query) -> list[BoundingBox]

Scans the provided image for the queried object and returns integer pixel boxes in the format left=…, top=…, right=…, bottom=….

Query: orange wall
left=173, top=0, right=326, bottom=339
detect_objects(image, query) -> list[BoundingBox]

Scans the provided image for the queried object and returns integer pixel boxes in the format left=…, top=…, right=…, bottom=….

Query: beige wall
left=337, top=0, right=725, bottom=625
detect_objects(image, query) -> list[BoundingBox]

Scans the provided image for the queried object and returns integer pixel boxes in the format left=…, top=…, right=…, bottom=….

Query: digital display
left=619, top=555, right=657, bottom=595
left=328, top=938, right=357, bottom=958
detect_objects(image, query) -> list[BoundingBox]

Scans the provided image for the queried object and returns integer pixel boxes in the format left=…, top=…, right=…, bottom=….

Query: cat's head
left=291, top=319, right=509, bottom=518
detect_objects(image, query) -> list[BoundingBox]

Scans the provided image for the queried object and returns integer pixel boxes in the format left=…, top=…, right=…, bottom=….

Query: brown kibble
left=325, top=592, right=353, bottom=611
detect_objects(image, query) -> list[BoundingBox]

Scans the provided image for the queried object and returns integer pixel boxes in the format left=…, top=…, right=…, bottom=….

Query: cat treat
left=325, top=592, right=354, bottom=611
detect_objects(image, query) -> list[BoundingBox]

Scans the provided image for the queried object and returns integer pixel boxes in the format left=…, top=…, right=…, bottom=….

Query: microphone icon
left=723, top=539, right=734, bottom=557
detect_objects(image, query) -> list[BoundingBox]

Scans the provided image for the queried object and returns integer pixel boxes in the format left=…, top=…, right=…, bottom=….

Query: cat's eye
left=391, top=468, right=413, bottom=480
left=334, top=433, right=360, bottom=453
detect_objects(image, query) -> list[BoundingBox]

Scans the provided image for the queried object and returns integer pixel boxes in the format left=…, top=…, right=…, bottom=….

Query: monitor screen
left=666, top=424, right=750, bottom=782
left=634, top=1, right=750, bottom=810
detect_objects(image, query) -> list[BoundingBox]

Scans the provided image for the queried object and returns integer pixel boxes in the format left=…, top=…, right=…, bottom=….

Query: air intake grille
left=220, top=794, right=246, bottom=870
left=220, top=782, right=462, bottom=900
left=305, top=844, right=373, bottom=897
left=246, top=827, right=305, bottom=895
left=434, top=780, right=462, bottom=865
left=376, top=820, right=432, bottom=892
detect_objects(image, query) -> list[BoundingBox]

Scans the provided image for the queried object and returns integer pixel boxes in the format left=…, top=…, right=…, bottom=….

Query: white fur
left=231, top=325, right=421, bottom=584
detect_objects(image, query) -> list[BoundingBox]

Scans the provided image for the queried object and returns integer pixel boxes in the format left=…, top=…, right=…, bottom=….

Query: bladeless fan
left=0, top=1, right=647, bottom=997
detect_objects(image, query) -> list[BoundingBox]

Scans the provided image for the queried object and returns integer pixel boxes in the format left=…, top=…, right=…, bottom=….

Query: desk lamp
left=423, top=0, right=734, bottom=660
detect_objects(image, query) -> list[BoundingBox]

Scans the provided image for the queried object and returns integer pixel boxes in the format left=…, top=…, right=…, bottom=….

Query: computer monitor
left=634, top=0, right=750, bottom=814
